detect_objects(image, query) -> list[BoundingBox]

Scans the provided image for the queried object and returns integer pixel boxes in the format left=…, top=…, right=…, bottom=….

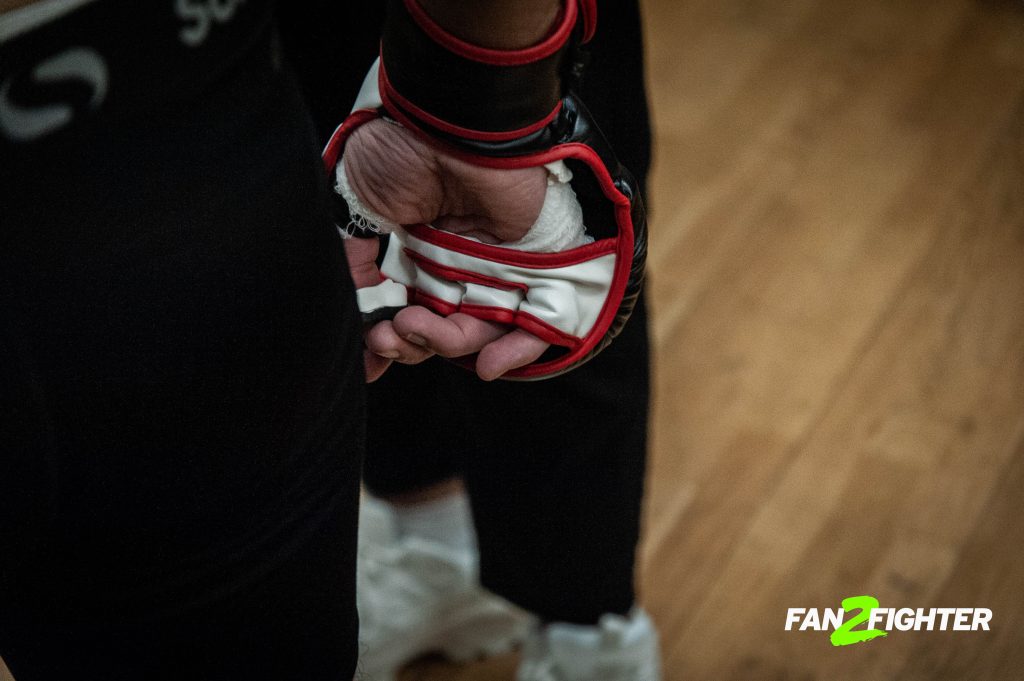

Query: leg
left=0, top=13, right=364, bottom=678
left=458, top=297, right=650, bottom=623
left=356, top=0, right=658, bottom=676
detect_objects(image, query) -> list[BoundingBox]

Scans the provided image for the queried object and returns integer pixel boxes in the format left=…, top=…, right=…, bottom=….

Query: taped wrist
left=380, top=0, right=593, bottom=140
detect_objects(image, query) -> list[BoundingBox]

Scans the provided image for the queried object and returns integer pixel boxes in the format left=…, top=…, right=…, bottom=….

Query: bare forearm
left=418, top=0, right=561, bottom=49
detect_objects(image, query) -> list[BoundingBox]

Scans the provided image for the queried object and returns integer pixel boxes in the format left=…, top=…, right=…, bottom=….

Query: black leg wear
left=362, top=0, right=654, bottom=625
left=0, top=3, right=365, bottom=679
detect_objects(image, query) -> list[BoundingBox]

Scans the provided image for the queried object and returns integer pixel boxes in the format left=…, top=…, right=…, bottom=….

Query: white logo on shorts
left=0, top=46, right=108, bottom=142
left=175, top=0, right=247, bottom=47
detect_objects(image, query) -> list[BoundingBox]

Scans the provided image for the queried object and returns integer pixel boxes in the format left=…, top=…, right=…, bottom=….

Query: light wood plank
left=660, top=93, right=1024, bottom=680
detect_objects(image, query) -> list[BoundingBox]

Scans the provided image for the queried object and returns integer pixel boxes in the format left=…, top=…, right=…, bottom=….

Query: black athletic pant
left=1, top=3, right=363, bottom=680
left=355, top=1, right=654, bottom=625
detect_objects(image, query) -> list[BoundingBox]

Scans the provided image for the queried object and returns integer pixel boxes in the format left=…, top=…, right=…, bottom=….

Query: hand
left=342, top=119, right=552, bottom=381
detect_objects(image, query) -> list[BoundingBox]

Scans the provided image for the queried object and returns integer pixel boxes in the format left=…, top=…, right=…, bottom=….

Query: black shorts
left=0, top=3, right=364, bottom=679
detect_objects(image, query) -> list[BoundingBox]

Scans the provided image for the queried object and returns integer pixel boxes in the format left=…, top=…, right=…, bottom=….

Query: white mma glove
left=323, top=0, right=646, bottom=380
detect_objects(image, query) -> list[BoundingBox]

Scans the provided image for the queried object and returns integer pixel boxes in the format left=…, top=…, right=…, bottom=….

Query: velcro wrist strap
left=380, top=0, right=590, bottom=138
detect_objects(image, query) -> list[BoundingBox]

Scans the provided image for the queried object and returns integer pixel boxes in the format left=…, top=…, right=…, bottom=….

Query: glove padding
left=324, top=59, right=645, bottom=380
left=323, top=0, right=644, bottom=380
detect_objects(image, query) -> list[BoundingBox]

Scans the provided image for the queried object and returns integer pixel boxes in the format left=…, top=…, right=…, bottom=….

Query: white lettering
left=915, top=608, right=936, bottom=631
left=868, top=607, right=887, bottom=630
left=785, top=603, right=993, bottom=635
left=823, top=608, right=844, bottom=631
left=937, top=607, right=956, bottom=630
left=0, top=47, right=108, bottom=142
left=973, top=608, right=992, bottom=631
left=208, top=0, right=239, bottom=21
left=894, top=608, right=915, bottom=631
left=176, top=0, right=246, bottom=47
left=784, top=608, right=805, bottom=631
left=800, top=608, right=821, bottom=631
left=954, top=608, right=972, bottom=631
left=176, top=0, right=210, bottom=46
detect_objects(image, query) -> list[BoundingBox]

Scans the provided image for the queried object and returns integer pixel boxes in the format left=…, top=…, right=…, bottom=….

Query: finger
left=342, top=237, right=382, bottom=288
left=363, top=350, right=392, bottom=383
left=392, top=307, right=507, bottom=357
left=364, top=320, right=435, bottom=365
left=475, top=329, right=550, bottom=381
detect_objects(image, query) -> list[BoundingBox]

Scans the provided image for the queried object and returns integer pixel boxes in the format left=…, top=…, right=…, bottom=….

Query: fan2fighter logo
left=785, top=595, right=992, bottom=647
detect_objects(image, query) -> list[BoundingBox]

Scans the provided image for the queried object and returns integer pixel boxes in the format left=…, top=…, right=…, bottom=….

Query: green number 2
left=830, top=595, right=888, bottom=647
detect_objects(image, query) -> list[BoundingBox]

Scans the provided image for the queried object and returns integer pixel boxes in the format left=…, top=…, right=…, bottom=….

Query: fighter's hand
left=342, top=119, right=552, bottom=382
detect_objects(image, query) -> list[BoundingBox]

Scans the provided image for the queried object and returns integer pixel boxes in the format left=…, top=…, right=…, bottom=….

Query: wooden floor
left=3, top=1, right=1023, bottom=681
left=396, top=0, right=1024, bottom=679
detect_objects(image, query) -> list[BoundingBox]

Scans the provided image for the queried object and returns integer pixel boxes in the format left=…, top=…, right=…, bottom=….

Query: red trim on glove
left=513, top=309, right=584, bottom=348
left=404, top=223, right=616, bottom=268
left=403, top=249, right=530, bottom=292
left=379, top=61, right=563, bottom=143
left=462, top=304, right=582, bottom=349
left=408, top=293, right=584, bottom=350
left=455, top=303, right=516, bottom=327
left=321, top=101, right=636, bottom=381
left=403, top=0, right=578, bottom=66
left=322, top=109, right=379, bottom=172
left=409, top=289, right=460, bottom=316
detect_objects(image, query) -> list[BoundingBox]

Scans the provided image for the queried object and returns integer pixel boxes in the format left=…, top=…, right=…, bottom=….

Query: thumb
left=342, top=236, right=382, bottom=289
